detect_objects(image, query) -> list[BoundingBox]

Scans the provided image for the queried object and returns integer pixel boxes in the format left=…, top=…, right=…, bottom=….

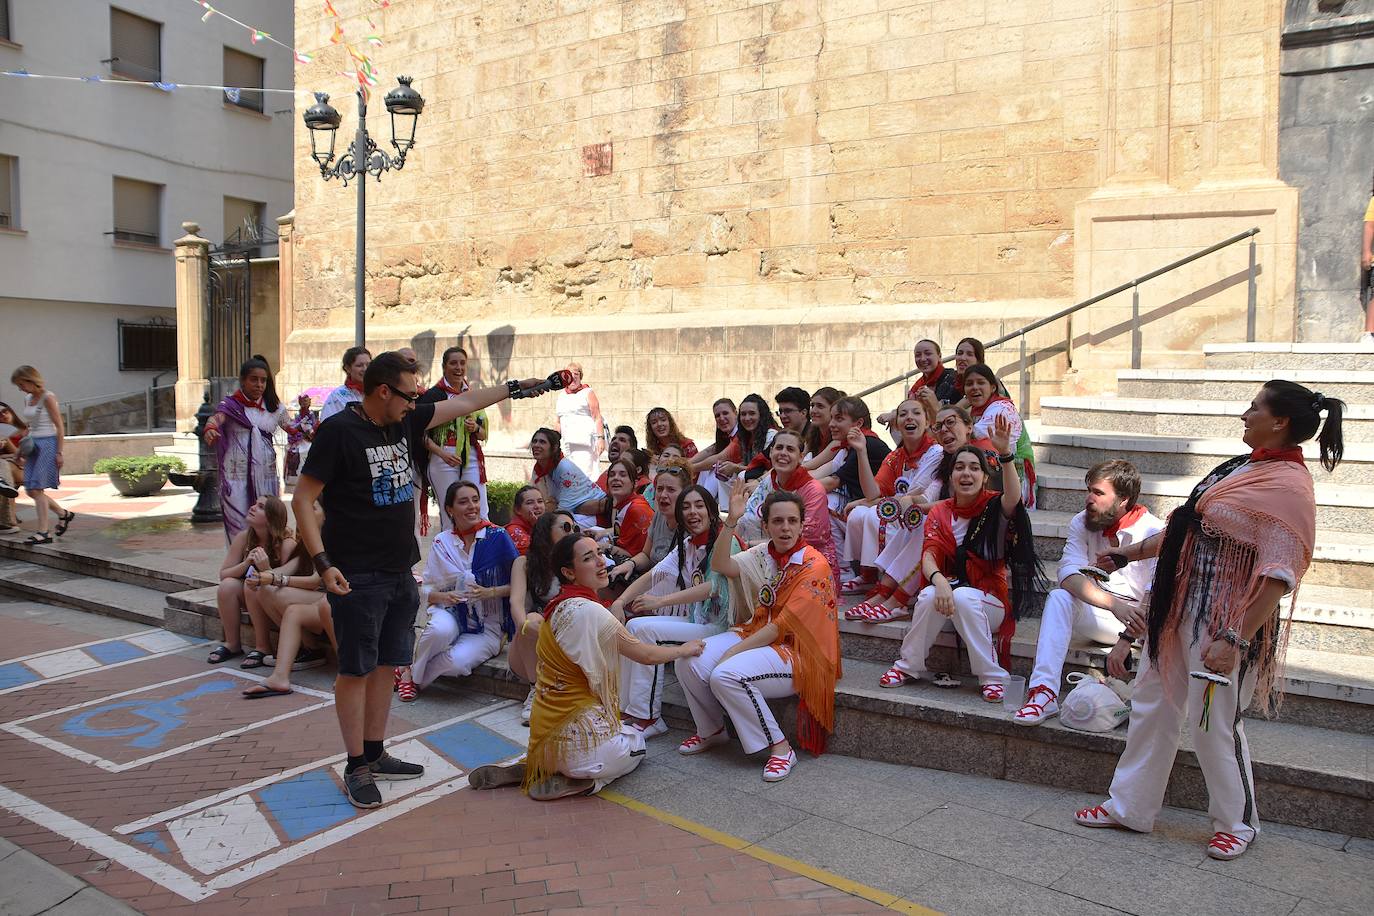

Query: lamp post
left=302, top=76, right=425, bottom=347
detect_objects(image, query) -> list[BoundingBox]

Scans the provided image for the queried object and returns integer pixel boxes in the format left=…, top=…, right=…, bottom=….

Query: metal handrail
left=855, top=227, right=1262, bottom=408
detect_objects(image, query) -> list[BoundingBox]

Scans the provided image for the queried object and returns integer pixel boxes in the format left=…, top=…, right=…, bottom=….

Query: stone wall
left=284, top=0, right=1300, bottom=415
left=1278, top=0, right=1374, bottom=341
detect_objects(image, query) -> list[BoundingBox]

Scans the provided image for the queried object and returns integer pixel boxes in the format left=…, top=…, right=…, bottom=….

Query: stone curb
left=0, top=837, right=141, bottom=916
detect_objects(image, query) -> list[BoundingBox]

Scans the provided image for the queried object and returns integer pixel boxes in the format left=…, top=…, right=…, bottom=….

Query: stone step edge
left=465, top=652, right=1372, bottom=817
left=837, top=619, right=1374, bottom=706
left=1040, top=396, right=1374, bottom=418
left=1117, top=368, right=1374, bottom=382
left=1028, top=424, right=1374, bottom=462
left=0, top=573, right=165, bottom=627
left=1033, top=463, right=1374, bottom=506
left=0, top=538, right=214, bottom=594
left=1203, top=342, right=1374, bottom=354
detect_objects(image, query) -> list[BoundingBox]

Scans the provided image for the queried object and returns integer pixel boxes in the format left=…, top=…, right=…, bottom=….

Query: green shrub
left=486, top=480, right=524, bottom=522
left=93, top=455, right=187, bottom=485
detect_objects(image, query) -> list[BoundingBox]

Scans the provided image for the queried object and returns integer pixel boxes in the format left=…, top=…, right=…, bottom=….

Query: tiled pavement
left=0, top=599, right=893, bottom=915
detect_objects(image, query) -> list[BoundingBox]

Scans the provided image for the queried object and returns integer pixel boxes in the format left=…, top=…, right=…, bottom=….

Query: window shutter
left=0, top=156, right=13, bottom=228
left=113, top=177, right=161, bottom=245
left=222, top=47, right=265, bottom=112
left=111, top=9, right=160, bottom=81
left=0, top=0, right=12, bottom=42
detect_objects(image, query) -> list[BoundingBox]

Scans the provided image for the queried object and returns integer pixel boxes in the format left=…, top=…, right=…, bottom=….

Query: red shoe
left=859, top=603, right=912, bottom=623
left=839, top=577, right=867, bottom=595
left=1207, top=831, right=1250, bottom=860
left=397, top=673, right=418, bottom=703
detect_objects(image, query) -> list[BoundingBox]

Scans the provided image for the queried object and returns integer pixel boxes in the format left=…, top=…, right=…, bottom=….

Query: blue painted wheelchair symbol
left=61, top=680, right=237, bottom=749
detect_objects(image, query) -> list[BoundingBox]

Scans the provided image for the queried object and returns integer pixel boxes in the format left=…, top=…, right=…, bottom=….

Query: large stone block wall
left=283, top=0, right=1299, bottom=413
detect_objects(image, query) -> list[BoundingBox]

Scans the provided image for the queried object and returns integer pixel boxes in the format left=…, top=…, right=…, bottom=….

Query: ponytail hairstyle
left=240, top=355, right=280, bottom=412
left=672, top=484, right=722, bottom=590
left=1263, top=380, right=1346, bottom=472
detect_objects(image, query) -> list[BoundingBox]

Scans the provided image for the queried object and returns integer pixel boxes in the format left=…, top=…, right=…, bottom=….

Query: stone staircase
left=0, top=344, right=1369, bottom=838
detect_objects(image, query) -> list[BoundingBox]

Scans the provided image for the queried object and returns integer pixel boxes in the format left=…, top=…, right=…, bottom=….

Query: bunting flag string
left=319, top=0, right=387, bottom=102
left=190, top=0, right=313, bottom=64
left=0, top=68, right=313, bottom=96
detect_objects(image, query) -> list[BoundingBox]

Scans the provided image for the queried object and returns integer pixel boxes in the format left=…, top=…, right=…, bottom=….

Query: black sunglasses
left=385, top=384, right=419, bottom=403
left=559, top=520, right=582, bottom=535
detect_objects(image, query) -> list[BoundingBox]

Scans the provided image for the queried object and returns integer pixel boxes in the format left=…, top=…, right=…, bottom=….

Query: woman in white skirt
left=554, top=362, right=603, bottom=478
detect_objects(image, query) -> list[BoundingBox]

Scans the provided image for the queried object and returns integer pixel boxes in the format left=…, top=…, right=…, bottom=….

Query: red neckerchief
left=1103, top=503, right=1148, bottom=540
left=541, top=583, right=601, bottom=618
left=1250, top=446, right=1305, bottom=465
left=345, top=379, right=363, bottom=393
left=437, top=376, right=469, bottom=396
left=893, top=434, right=935, bottom=468
left=506, top=514, right=533, bottom=539
left=690, top=529, right=712, bottom=547
left=453, top=520, right=492, bottom=538
left=565, top=380, right=585, bottom=394
left=232, top=390, right=263, bottom=410
left=970, top=395, right=1013, bottom=419
left=532, top=453, right=563, bottom=482
left=767, top=541, right=798, bottom=569
left=771, top=464, right=813, bottom=492
left=951, top=489, right=997, bottom=519
left=917, top=366, right=944, bottom=390
left=613, top=492, right=635, bottom=511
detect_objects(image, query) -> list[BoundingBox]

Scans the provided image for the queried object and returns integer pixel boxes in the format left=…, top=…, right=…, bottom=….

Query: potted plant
left=94, top=456, right=187, bottom=498
left=485, top=480, right=523, bottom=526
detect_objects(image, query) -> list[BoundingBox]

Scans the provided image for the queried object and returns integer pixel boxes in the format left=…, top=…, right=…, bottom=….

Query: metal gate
left=206, top=222, right=277, bottom=392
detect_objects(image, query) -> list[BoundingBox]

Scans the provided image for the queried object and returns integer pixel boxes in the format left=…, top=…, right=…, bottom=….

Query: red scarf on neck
left=690, top=528, right=712, bottom=547
left=565, top=379, right=585, bottom=394
left=970, top=395, right=1013, bottom=419
left=541, top=583, right=602, bottom=618
left=232, top=390, right=262, bottom=410
left=895, top=434, right=935, bottom=467
left=1103, top=503, right=1148, bottom=540
left=1250, top=446, right=1305, bottom=465
left=344, top=379, right=363, bottom=393
left=437, top=376, right=469, bottom=396
left=532, top=453, right=564, bottom=482
left=454, top=519, right=492, bottom=538
left=914, top=366, right=945, bottom=391
left=771, top=464, right=813, bottom=492
left=767, top=541, right=798, bottom=569
left=951, top=489, right=997, bottom=519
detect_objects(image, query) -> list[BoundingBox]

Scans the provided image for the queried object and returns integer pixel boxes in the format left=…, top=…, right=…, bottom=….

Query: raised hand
left=989, top=412, right=1013, bottom=455
left=727, top=476, right=747, bottom=523
left=845, top=426, right=867, bottom=451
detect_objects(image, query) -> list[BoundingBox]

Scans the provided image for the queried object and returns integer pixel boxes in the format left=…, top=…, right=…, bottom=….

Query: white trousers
left=894, top=586, right=1007, bottom=684
left=1103, top=615, right=1260, bottom=841
left=619, top=616, right=718, bottom=720
left=844, top=506, right=882, bottom=568
left=410, top=607, right=502, bottom=687
left=827, top=492, right=847, bottom=565
left=874, top=525, right=924, bottom=592
left=427, top=451, right=487, bottom=525
left=563, top=722, right=646, bottom=793
left=1029, top=588, right=1123, bottom=695
left=675, top=631, right=795, bottom=755
left=565, top=441, right=598, bottom=478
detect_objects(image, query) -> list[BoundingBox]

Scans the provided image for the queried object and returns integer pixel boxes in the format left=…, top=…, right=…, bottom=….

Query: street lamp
left=303, top=76, right=426, bottom=347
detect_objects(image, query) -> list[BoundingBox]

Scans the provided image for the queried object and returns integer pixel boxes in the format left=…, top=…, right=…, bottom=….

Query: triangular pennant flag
left=324, top=1, right=340, bottom=17
left=364, top=35, right=383, bottom=47
left=154, top=81, right=177, bottom=92
left=346, top=42, right=368, bottom=64
left=201, top=5, right=216, bottom=23
left=294, top=51, right=314, bottom=64
left=251, top=30, right=270, bottom=44
left=330, top=22, right=344, bottom=44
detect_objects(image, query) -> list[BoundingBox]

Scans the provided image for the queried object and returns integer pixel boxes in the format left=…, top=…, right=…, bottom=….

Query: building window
left=118, top=320, right=176, bottom=371
left=112, top=176, right=161, bottom=245
left=0, top=155, right=16, bottom=229
left=223, top=47, right=265, bottom=113
left=0, top=0, right=12, bottom=42
left=110, top=7, right=160, bottom=81
left=223, top=195, right=266, bottom=249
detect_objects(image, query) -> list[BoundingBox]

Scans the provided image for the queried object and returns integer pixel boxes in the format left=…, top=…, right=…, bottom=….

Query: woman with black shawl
left=878, top=414, right=1045, bottom=701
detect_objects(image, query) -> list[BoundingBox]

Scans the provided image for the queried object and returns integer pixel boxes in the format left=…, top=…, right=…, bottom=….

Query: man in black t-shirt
left=294, top=351, right=556, bottom=809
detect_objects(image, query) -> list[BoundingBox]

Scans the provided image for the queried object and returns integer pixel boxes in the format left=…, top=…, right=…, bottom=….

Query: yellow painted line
left=599, top=789, right=943, bottom=916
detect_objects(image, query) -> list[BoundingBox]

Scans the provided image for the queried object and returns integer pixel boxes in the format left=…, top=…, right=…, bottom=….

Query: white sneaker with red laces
left=678, top=729, right=728, bottom=755
left=1014, top=684, right=1059, bottom=726
left=762, top=750, right=796, bottom=782
left=1207, top=831, right=1250, bottom=860
left=1073, top=804, right=1121, bottom=828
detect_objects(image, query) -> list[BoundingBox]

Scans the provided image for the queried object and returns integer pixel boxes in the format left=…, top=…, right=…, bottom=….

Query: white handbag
left=1059, top=672, right=1130, bottom=732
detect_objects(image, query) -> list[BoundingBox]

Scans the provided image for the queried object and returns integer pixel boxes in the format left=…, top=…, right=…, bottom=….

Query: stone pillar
left=276, top=210, right=295, bottom=378
left=1100, top=0, right=1173, bottom=192
left=173, top=222, right=210, bottom=433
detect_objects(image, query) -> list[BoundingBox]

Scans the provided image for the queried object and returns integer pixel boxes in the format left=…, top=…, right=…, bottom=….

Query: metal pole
left=1246, top=236, right=1257, bottom=342
left=1018, top=334, right=1028, bottom=414
left=1131, top=283, right=1141, bottom=370
left=354, top=89, right=368, bottom=348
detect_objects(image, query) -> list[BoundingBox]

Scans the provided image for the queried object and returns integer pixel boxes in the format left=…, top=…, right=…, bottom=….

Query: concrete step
left=1038, top=396, right=1374, bottom=441
left=1029, top=510, right=1372, bottom=591
left=0, top=559, right=166, bottom=627
left=834, top=613, right=1374, bottom=734
left=1115, top=368, right=1374, bottom=402
left=459, top=652, right=1374, bottom=839
left=1029, top=424, right=1374, bottom=485
left=0, top=531, right=216, bottom=594
left=1203, top=342, right=1374, bottom=371
left=1033, top=462, right=1374, bottom=532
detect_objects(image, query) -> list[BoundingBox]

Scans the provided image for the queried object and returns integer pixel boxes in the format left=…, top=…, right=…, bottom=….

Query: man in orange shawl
left=1074, top=381, right=1341, bottom=862
left=673, top=481, right=841, bottom=783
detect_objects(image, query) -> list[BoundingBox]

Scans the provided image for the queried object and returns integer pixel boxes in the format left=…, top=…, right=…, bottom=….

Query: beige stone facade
left=282, top=0, right=1298, bottom=445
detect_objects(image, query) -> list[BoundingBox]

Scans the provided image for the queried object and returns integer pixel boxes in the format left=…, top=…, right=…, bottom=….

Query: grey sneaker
left=344, top=766, right=383, bottom=808
left=368, top=752, right=424, bottom=781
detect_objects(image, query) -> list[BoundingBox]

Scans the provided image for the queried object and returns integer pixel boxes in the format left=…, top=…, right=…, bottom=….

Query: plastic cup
left=1002, top=675, right=1027, bottom=712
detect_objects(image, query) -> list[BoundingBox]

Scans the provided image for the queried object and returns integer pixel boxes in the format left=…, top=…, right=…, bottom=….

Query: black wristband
left=312, top=551, right=333, bottom=575
left=998, top=452, right=1016, bottom=463
left=506, top=379, right=521, bottom=398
